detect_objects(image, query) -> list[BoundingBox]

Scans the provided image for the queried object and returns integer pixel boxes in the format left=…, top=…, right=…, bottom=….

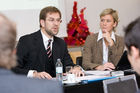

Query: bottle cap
left=57, top=58, right=61, bottom=62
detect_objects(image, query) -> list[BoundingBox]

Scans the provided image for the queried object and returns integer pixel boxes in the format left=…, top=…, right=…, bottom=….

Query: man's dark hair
left=39, top=6, right=61, bottom=27
left=124, top=17, right=140, bottom=53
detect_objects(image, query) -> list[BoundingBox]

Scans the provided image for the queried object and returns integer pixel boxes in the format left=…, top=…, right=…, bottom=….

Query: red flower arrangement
left=64, top=1, right=90, bottom=46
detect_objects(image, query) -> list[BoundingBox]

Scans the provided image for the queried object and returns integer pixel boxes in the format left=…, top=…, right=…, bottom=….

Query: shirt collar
left=40, top=30, right=54, bottom=43
left=97, top=29, right=116, bottom=42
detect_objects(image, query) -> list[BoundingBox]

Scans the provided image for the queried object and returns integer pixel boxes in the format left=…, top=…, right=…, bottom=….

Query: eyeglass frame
left=46, top=18, right=62, bottom=23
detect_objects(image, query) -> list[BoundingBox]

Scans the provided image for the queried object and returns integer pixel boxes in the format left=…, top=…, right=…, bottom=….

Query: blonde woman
left=83, top=8, right=124, bottom=71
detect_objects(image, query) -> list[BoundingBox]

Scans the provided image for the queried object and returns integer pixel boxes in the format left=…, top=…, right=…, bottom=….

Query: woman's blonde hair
left=100, top=8, right=119, bottom=31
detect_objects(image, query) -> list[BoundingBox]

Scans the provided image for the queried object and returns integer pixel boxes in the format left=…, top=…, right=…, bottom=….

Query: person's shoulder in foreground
left=137, top=90, right=140, bottom=93
left=0, top=68, right=63, bottom=93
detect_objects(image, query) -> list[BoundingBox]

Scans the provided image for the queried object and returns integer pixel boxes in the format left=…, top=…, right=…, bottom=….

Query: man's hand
left=33, top=71, right=52, bottom=79
left=69, top=66, right=85, bottom=77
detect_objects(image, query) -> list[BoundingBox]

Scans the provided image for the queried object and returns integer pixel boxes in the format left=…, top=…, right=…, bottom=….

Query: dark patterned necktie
left=47, top=39, right=52, bottom=58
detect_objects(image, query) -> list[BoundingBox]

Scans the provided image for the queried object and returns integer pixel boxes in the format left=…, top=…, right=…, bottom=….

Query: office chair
left=76, top=56, right=82, bottom=67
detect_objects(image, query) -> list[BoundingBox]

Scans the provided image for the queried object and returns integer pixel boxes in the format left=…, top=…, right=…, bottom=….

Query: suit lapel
left=52, top=37, right=60, bottom=65
left=33, top=30, right=48, bottom=65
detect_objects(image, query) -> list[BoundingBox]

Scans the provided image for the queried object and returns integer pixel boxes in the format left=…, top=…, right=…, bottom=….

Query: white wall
left=0, top=0, right=67, bottom=40
left=0, top=0, right=140, bottom=39
left=65, top=0, right=140, bottom=36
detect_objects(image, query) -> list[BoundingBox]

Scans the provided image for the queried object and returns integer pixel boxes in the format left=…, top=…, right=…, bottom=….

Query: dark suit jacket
left=13, top=30, right=74, bottom=76
left=0, top=68, right=63, bottom=93
left=82, top=33, right=124, bottom=70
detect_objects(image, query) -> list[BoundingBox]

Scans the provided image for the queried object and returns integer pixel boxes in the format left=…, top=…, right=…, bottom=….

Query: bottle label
left=56, top=67, right=63, bottom=73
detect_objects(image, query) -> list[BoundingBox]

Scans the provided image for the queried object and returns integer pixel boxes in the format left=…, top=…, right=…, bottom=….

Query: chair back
left=76, top=56, right=82, bottom=67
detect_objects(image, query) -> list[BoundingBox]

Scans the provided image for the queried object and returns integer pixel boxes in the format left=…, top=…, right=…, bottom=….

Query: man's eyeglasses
left=46, top=18, right=62, bottom=23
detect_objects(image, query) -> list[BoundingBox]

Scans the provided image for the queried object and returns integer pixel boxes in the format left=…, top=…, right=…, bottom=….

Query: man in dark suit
left=124, top=17, right=140, bottom=93
left=13, top=6, right=84, bottom=79
left=0, top=13, right=63, bottom=93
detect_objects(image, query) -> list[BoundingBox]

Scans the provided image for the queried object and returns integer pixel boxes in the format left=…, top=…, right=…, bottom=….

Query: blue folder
left=81, top=76, right=116, bottom=84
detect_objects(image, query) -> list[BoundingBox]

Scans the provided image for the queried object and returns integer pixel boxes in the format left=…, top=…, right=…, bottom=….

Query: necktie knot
left=48, top=39, right=52, bottom=42
left=48, top=39, right=52, bottom=46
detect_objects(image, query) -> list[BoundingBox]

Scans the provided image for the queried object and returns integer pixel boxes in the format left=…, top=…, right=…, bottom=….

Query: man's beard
left=45, top=30, right=56, bottom=37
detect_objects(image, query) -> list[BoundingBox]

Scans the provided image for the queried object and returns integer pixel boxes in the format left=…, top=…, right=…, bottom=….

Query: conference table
left=64, top=80, right=104, bottom=93
left=63, top=71, right=113, bottom=93
left=63, top=70, right=140, bottom=93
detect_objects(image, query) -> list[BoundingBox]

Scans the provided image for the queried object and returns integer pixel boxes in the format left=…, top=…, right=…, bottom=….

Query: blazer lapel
left=97, top=39, right=103, bottom=62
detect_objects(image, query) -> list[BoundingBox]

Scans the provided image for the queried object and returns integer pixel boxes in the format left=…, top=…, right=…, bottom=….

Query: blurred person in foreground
left=83, top=8, right=124, bottom=71
left=0, top=13, right=63, bottom=93
left=124, top=17, right=140, bottom=93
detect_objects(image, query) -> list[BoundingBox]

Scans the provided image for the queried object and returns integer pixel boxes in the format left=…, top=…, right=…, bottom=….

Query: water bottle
left=56, top=58, right=63, bottom=81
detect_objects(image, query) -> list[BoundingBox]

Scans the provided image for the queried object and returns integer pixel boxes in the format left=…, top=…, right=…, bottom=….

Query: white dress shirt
left=97, top=29, right=116, bottom=64
left=41, top=31, right=54, bottom=50
left=27, top=30, right=53, bottom=78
